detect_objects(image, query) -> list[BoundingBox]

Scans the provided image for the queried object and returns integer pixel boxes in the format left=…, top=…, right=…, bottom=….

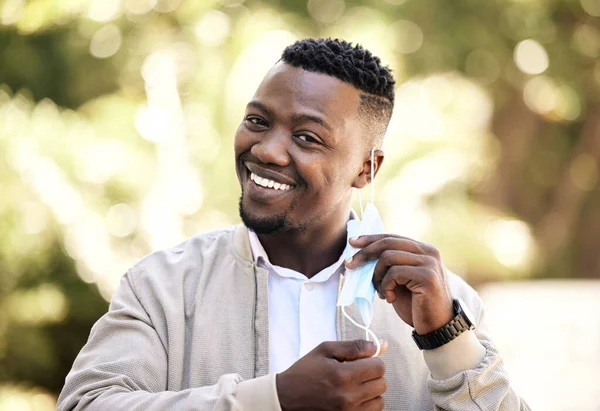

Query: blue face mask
left=337, top=202, right=384, bottom=327
left=337, top=149, right=383, bottom=356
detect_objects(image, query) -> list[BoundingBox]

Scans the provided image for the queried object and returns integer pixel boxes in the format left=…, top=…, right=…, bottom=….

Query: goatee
left=238, top=195, right=289, bottom=235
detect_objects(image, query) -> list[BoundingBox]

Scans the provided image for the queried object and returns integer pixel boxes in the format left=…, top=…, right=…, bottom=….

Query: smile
left=250, top=172, right=293, bottom=191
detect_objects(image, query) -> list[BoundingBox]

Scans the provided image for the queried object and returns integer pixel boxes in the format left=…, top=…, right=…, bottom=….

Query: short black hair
left=281, top=38, right=395, bottom=146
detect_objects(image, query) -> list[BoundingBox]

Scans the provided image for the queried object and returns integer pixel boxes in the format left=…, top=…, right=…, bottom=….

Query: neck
left=257, top=210, right=351, bottom=279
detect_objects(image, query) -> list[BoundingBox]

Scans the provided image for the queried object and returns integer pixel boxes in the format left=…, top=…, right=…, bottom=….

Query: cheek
left=322, top=168, right=341, bottom=188
left=321, top=155, right=360, bottom=188
left=304, top=151, right=360, bottom=192
left=234, top=125, right=253, bottom=155
left=312, top=164, right=351, bottom=198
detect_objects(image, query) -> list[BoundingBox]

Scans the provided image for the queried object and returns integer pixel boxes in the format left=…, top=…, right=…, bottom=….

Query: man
left=58, top=38, right=529, bottom=410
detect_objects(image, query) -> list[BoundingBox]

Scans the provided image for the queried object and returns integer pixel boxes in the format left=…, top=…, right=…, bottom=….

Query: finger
left=348, top=234, right=399, bottom=247
left=349, top=234, right=429, bottom=251
left=380, top=266, right=436, bottom=302
left=341, top=356, right=386, bottom=383
left=355, top=378, right=387, bottom=404
left=372, top=250, right=424, bottom=288
left=319, top=340, right=377, bottom=362
left=361, top=396, right=385, bottom=411
left=362, top=378, right=387, bottom=395
left=349, top=235, right=439, bottom=257
left=346, top=237, right=424, bottom=269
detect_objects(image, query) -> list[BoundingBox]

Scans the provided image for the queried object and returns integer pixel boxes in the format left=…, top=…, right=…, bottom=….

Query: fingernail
left=350, top=236, right=359, bottom=242
left=345, top=256, right=353, bottom=264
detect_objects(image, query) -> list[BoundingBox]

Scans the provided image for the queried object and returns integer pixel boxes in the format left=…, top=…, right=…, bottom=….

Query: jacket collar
left=233, top=224, right=254, bottom=263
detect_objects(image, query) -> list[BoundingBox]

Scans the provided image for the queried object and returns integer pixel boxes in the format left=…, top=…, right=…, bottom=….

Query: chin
left=238, top=196, right=288, bottom=235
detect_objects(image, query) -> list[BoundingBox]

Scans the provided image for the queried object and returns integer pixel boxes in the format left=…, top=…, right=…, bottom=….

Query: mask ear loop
left=356, top=149, right=375, bottom=219
left=341, top=305, right=381, bottom=357
left=357, top=188, right=364, bottom=220
left=370, top=148, right=375, bottom=205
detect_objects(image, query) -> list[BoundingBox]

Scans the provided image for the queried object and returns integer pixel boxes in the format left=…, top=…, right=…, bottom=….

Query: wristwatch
left=412, top=298, right=476, bottom=350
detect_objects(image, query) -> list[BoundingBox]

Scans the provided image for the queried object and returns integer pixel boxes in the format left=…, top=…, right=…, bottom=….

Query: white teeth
left=249, top=171, right=293, bottom=190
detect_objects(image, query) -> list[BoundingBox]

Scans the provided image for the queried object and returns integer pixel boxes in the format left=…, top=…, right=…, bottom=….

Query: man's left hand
left=345, top=234, right=453, bottom=335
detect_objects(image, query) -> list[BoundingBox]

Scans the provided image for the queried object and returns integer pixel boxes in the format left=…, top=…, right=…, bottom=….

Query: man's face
left=235, top=62, right=368, bottom=234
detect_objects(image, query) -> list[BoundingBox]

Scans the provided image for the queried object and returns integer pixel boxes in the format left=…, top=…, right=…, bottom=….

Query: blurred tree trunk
left=484, top=94, right=600, bottom=278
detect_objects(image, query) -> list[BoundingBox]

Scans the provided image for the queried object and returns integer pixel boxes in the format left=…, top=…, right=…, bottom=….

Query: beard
left=238, top=194, right=307, bottom=235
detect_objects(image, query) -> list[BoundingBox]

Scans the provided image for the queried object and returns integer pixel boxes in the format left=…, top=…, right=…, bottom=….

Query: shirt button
left=304, top=282, right=314, bottom=291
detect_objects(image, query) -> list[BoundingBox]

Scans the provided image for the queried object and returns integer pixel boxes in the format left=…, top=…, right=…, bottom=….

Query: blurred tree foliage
left=0, top=0, right=598, bottom=404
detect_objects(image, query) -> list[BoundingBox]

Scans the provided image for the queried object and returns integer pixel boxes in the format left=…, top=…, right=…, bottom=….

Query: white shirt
left=248, top=230, right=345, bottom=374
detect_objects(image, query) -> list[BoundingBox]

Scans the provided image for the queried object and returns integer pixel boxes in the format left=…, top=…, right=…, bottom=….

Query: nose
left=250, top=129, right=291, bottom=167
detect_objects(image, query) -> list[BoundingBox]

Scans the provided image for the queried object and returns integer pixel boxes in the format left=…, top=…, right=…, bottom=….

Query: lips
left=242, top=162, right=298, bottom=203
left=250, top=172, right=293, bottom=191
left=245, top=162, right=297, bottom=186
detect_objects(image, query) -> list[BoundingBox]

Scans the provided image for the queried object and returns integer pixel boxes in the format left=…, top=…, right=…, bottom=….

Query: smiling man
left=58, top=39, right=529, bottom=411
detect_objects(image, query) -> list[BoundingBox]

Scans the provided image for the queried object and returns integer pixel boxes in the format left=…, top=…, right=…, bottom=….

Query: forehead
left=251, top=62, right=361, bottom=125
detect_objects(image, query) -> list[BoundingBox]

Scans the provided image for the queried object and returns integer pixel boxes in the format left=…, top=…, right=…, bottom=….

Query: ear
left=352, top=150, right=385, bottom=189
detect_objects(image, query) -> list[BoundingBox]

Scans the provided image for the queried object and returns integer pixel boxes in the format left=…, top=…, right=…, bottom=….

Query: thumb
left=321, top=340, right=377, bottom=362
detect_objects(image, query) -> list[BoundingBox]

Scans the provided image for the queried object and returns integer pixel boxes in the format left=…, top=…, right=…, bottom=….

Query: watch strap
left=412, top=299, right=475, bottom=350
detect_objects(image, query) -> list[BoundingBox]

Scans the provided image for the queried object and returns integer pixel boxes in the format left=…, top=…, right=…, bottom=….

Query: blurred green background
left=0, top=0, right=599, bottom=409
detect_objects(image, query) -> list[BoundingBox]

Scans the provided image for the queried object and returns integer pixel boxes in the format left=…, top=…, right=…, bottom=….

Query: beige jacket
left=57, top=225, right=530, bottom=410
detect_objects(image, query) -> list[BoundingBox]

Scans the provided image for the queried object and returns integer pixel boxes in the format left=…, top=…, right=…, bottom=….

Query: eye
left=245, top=116, right=268, bottom=127
left=296, top=134, right=319, bottom=144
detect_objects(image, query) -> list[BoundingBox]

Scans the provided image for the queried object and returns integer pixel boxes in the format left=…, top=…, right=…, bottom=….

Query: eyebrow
left=247, top=101, right=332, bottom=132
left=247, top=101, right=274, bottom=118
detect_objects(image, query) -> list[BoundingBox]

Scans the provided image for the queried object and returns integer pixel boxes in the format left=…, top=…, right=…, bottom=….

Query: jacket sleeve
left=56, top=273, right=282, bottom=411
left=425, top=294, right=531, bottom=411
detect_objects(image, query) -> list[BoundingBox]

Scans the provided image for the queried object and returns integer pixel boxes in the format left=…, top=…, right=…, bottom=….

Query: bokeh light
left=523, top=76, right=581, bottom=121
left=580, top=0, right=600, bottom=17
left=1, top=0, right=25, bottom=25
left=307, top=0, right=345, bottom=24
left=87, top=0, right=122, bottom=22
left=484, top=219, right=536, bottom=269
left=106, top=203, right=138, bottom=238
left=89, top=24, right=122, bottom=59
left=124, top=0, right=157, bottom=15
left=0, top=386, right=56, bottom=411
left=389, top=20, right=423, bottom=54
left=5, top=284, right=68, bottom=326
left=194, top=10, right=231, bottom=46
left=572, top=23, right=600, bottom=58
left=514, top=39, right=549, bottom=75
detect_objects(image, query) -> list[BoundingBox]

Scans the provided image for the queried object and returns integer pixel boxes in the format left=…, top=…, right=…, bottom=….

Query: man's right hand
left=276, top=340, right=388, bottom=411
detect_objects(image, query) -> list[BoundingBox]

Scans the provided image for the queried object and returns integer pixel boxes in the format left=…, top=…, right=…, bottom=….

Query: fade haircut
left=281, top=38, right=395, bottom=146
